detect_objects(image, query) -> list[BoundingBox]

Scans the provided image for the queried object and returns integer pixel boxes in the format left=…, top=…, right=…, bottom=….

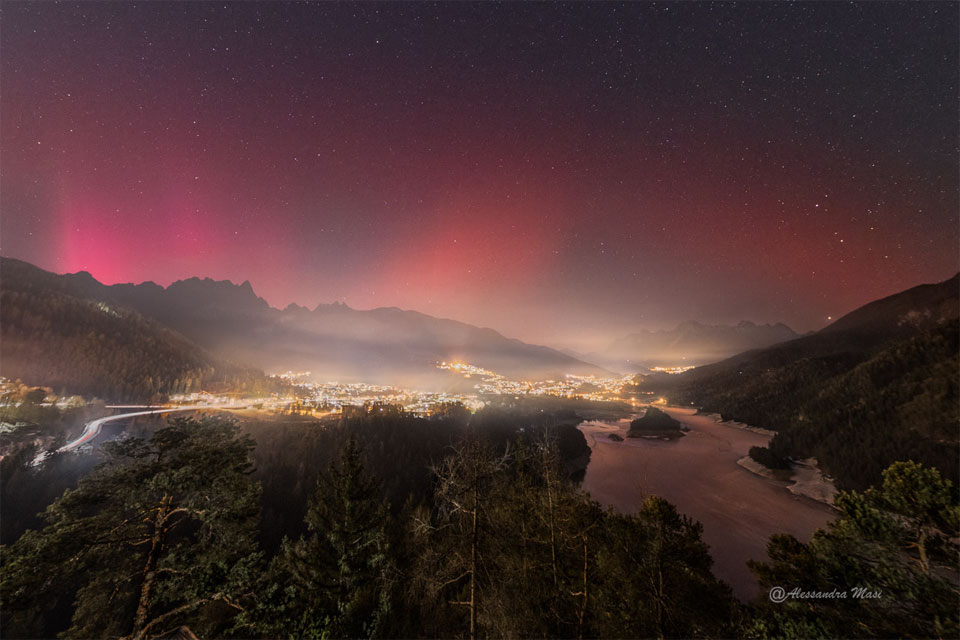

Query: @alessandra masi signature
left=769, top=586, right=883, bottom=603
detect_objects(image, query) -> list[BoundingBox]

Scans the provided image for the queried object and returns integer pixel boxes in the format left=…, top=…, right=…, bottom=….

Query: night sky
left=2, top=2, right=957, bottom=350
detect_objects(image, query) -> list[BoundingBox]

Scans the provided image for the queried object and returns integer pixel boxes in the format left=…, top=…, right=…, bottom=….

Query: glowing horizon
left=3, top=2, right=957, bottom=352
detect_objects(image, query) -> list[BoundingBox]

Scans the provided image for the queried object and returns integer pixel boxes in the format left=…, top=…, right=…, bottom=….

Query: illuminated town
left=2, top=363, right=651, bottom=433
left=270, top=376, right=487, bottom=415
left=185, top=362, right=644, bottom=417
left=435, top=361, right=638, bottom=402
left=649, top=365, right=697, bottom=374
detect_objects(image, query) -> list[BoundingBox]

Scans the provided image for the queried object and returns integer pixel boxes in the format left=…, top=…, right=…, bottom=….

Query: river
left=578, top=406, right=836, bottom=601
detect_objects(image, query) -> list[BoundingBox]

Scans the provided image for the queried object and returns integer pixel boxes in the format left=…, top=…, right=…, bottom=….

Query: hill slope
left=662, top=273, right=959, bottom=489
left=0, top=258, right=278, bottom=401
left=1, top=258, right=607, bottom=392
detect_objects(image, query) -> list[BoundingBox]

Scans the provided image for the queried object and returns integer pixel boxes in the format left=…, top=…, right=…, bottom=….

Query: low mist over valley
left=596, top=320, right=801, bottom=370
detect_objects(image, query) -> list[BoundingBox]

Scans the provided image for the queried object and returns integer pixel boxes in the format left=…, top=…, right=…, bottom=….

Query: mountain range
left=600, top=320, right=801, bottom=370
left=0, top=259, right=278, bottom=401
left=653, top=272, right=959, bottom=490
left=0, top=257, right=606, bottom=398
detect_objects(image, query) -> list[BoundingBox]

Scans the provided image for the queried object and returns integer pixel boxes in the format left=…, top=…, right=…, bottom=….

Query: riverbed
left=578, top=406, right=836, bottom=601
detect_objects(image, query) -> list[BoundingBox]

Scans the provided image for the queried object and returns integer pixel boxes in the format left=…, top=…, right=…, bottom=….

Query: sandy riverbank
left=676, top=407, right=836, bottom=506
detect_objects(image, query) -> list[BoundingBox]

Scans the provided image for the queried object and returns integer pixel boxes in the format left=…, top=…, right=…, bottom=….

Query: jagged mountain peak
left=313, top=300, right=352, bottom=313
left=1, top=256, right=606, bottom=385
left=162, top=276, right=270, bottom=312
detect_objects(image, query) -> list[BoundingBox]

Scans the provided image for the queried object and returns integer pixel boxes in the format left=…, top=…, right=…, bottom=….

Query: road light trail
left=32, top=405, right=239, bottom=465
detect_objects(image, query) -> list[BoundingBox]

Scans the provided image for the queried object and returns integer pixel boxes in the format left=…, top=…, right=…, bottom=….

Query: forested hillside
left=0, top=259, right=279, bottom=401
left=0, top=412, right=739, bottom=639
left=664, top=274, right=959, bottom=489
left=245, top=403, right=592, bottom=554
left=3, top=413, right=955, bottom=638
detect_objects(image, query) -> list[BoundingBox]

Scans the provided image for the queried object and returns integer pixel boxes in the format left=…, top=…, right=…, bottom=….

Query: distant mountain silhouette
left=603, top=320, right=799, bottom=370
left=0, top=258, right=278, bottom=401
left=109, top=276, right=608, bottom=385
left=1, top=258, right=607, bottom=393
left=661, top=272, right=960, bottom=490
left=682, top=273, right=959, bottom=380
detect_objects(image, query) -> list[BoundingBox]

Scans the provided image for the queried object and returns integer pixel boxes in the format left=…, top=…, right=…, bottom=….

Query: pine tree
left=412, top=437, right=510, bottom=640
left=254, top=437, right=393, bottom=639
left=0, top=416, right=262, bottom=639
left=593, top=496, right=736, bottom=638
left=748, top=461, right=960, bottom=638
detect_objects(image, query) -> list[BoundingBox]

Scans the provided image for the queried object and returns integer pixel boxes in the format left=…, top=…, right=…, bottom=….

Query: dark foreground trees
left=239, top=437, right=396, bottom=639
left=748, top=461, right=960, bottom=639
left=1, top=416, right=262, bottom=639
left=409, top=432, right=737, bottom=639
left=242, top=431, right=736, bottom=639
left=593, top=497, right=737, bottom=638
left=3, top=410, right=956, bottom=639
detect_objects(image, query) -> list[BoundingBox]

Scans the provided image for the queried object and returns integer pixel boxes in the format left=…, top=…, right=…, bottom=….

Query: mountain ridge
left=0, top=258, right=280, bottom=401
left=602, top=319, right=801, bottom=370
left=657, top=272, right=960, bottom=490
left=1, top=257, right=608, bottom=388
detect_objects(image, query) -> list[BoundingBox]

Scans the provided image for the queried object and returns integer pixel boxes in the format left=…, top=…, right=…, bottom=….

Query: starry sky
left=2, top=1, right=957, bottom=350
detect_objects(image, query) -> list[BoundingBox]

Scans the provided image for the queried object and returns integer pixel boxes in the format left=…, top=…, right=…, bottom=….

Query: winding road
left=32, top=405, right=236, bottom=465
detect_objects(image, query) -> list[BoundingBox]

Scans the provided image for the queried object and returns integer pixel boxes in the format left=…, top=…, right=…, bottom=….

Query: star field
left=2, top=1, right=957, bottom=350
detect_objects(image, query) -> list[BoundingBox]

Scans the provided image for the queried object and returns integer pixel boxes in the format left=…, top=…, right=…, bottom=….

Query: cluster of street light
left=187, top=362, right=645, bottom=415
left=437, top=361, right=639, bottom=402
left=649, top=365, right=697, bottom=374
left=280, top=379, right=486, bottom=415
left=2, top=358, right=652, bottom=433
